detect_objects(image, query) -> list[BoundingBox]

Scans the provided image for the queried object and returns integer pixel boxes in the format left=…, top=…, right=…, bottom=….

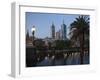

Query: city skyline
left=26, top=12, right=81, bottom=38
left=26, top=13, right=90, bottom=67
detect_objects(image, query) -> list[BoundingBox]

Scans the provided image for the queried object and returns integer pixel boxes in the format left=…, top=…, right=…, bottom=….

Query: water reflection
left=36, top=52, right=89, bottom=66
left=26, top=47, right=89, bottom=67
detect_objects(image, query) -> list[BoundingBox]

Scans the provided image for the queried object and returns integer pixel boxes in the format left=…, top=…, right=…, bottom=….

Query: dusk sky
left=26, top=12, right=81, bottom=38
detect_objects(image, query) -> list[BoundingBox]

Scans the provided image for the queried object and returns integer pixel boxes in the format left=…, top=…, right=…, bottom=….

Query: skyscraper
left=51, top=22, right=55, bottom=39
left=56, top=30, right=60, bottom=40
left=61, top=20, right=67, bottom=40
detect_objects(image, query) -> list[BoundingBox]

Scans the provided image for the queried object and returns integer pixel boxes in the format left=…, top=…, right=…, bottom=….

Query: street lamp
left=31, top=26, right=36, bottom=46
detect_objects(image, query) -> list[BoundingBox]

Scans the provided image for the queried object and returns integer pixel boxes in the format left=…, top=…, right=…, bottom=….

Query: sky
left=26, top=12, right=82, bottom=39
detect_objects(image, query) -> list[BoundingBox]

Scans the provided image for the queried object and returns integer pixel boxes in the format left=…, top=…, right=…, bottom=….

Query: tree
left=69, top=15, right=89, bottom=64
left=55, top=40, right=71, bottom=49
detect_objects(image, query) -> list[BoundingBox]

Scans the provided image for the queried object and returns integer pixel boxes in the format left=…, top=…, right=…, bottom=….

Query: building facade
left=51, top=23, right=55, bottom=39
left=61, top=21, right=67, bottom=40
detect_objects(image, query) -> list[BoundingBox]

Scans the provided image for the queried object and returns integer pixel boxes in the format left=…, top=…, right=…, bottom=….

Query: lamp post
left=31, top=26, right=36, bottom=46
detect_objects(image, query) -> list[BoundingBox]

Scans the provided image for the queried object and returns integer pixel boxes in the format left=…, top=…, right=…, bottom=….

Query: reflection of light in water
left=51, top=55, right=55, bottom=60
left=74, top=52, right=77, bottom=56
left=45, top=56, right=48, bottom=60
left=64, top=54, right=67, bottom=58
left=37, top=58, right=40, bottom=61
left=36, top=52, right=89, bottom=66
left=47, top=54, right=49, bottom=57
left=72, top=53, right=74, bottom=56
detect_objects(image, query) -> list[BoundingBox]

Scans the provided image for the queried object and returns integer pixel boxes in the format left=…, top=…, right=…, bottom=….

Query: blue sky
left=26, top=12, right=81, bottom=38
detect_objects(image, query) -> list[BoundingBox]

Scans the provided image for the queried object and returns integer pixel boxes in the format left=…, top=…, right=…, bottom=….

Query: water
left=35, top=53, right=89, bottom=66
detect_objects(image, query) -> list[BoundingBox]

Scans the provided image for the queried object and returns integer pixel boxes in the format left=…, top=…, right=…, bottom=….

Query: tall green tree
left=69, top=15, right=89, bottom=64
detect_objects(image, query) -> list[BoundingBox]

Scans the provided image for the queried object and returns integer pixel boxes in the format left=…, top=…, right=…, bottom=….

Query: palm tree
left=69, top=15, right=89, bottom=64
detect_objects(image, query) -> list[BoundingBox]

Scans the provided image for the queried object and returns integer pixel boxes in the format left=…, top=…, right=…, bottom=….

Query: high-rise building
left=61, top=20, right=67, bottom=40
left=56, top=30, right=60, bottom=40
left=51, top=22, right=55, bottom=39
